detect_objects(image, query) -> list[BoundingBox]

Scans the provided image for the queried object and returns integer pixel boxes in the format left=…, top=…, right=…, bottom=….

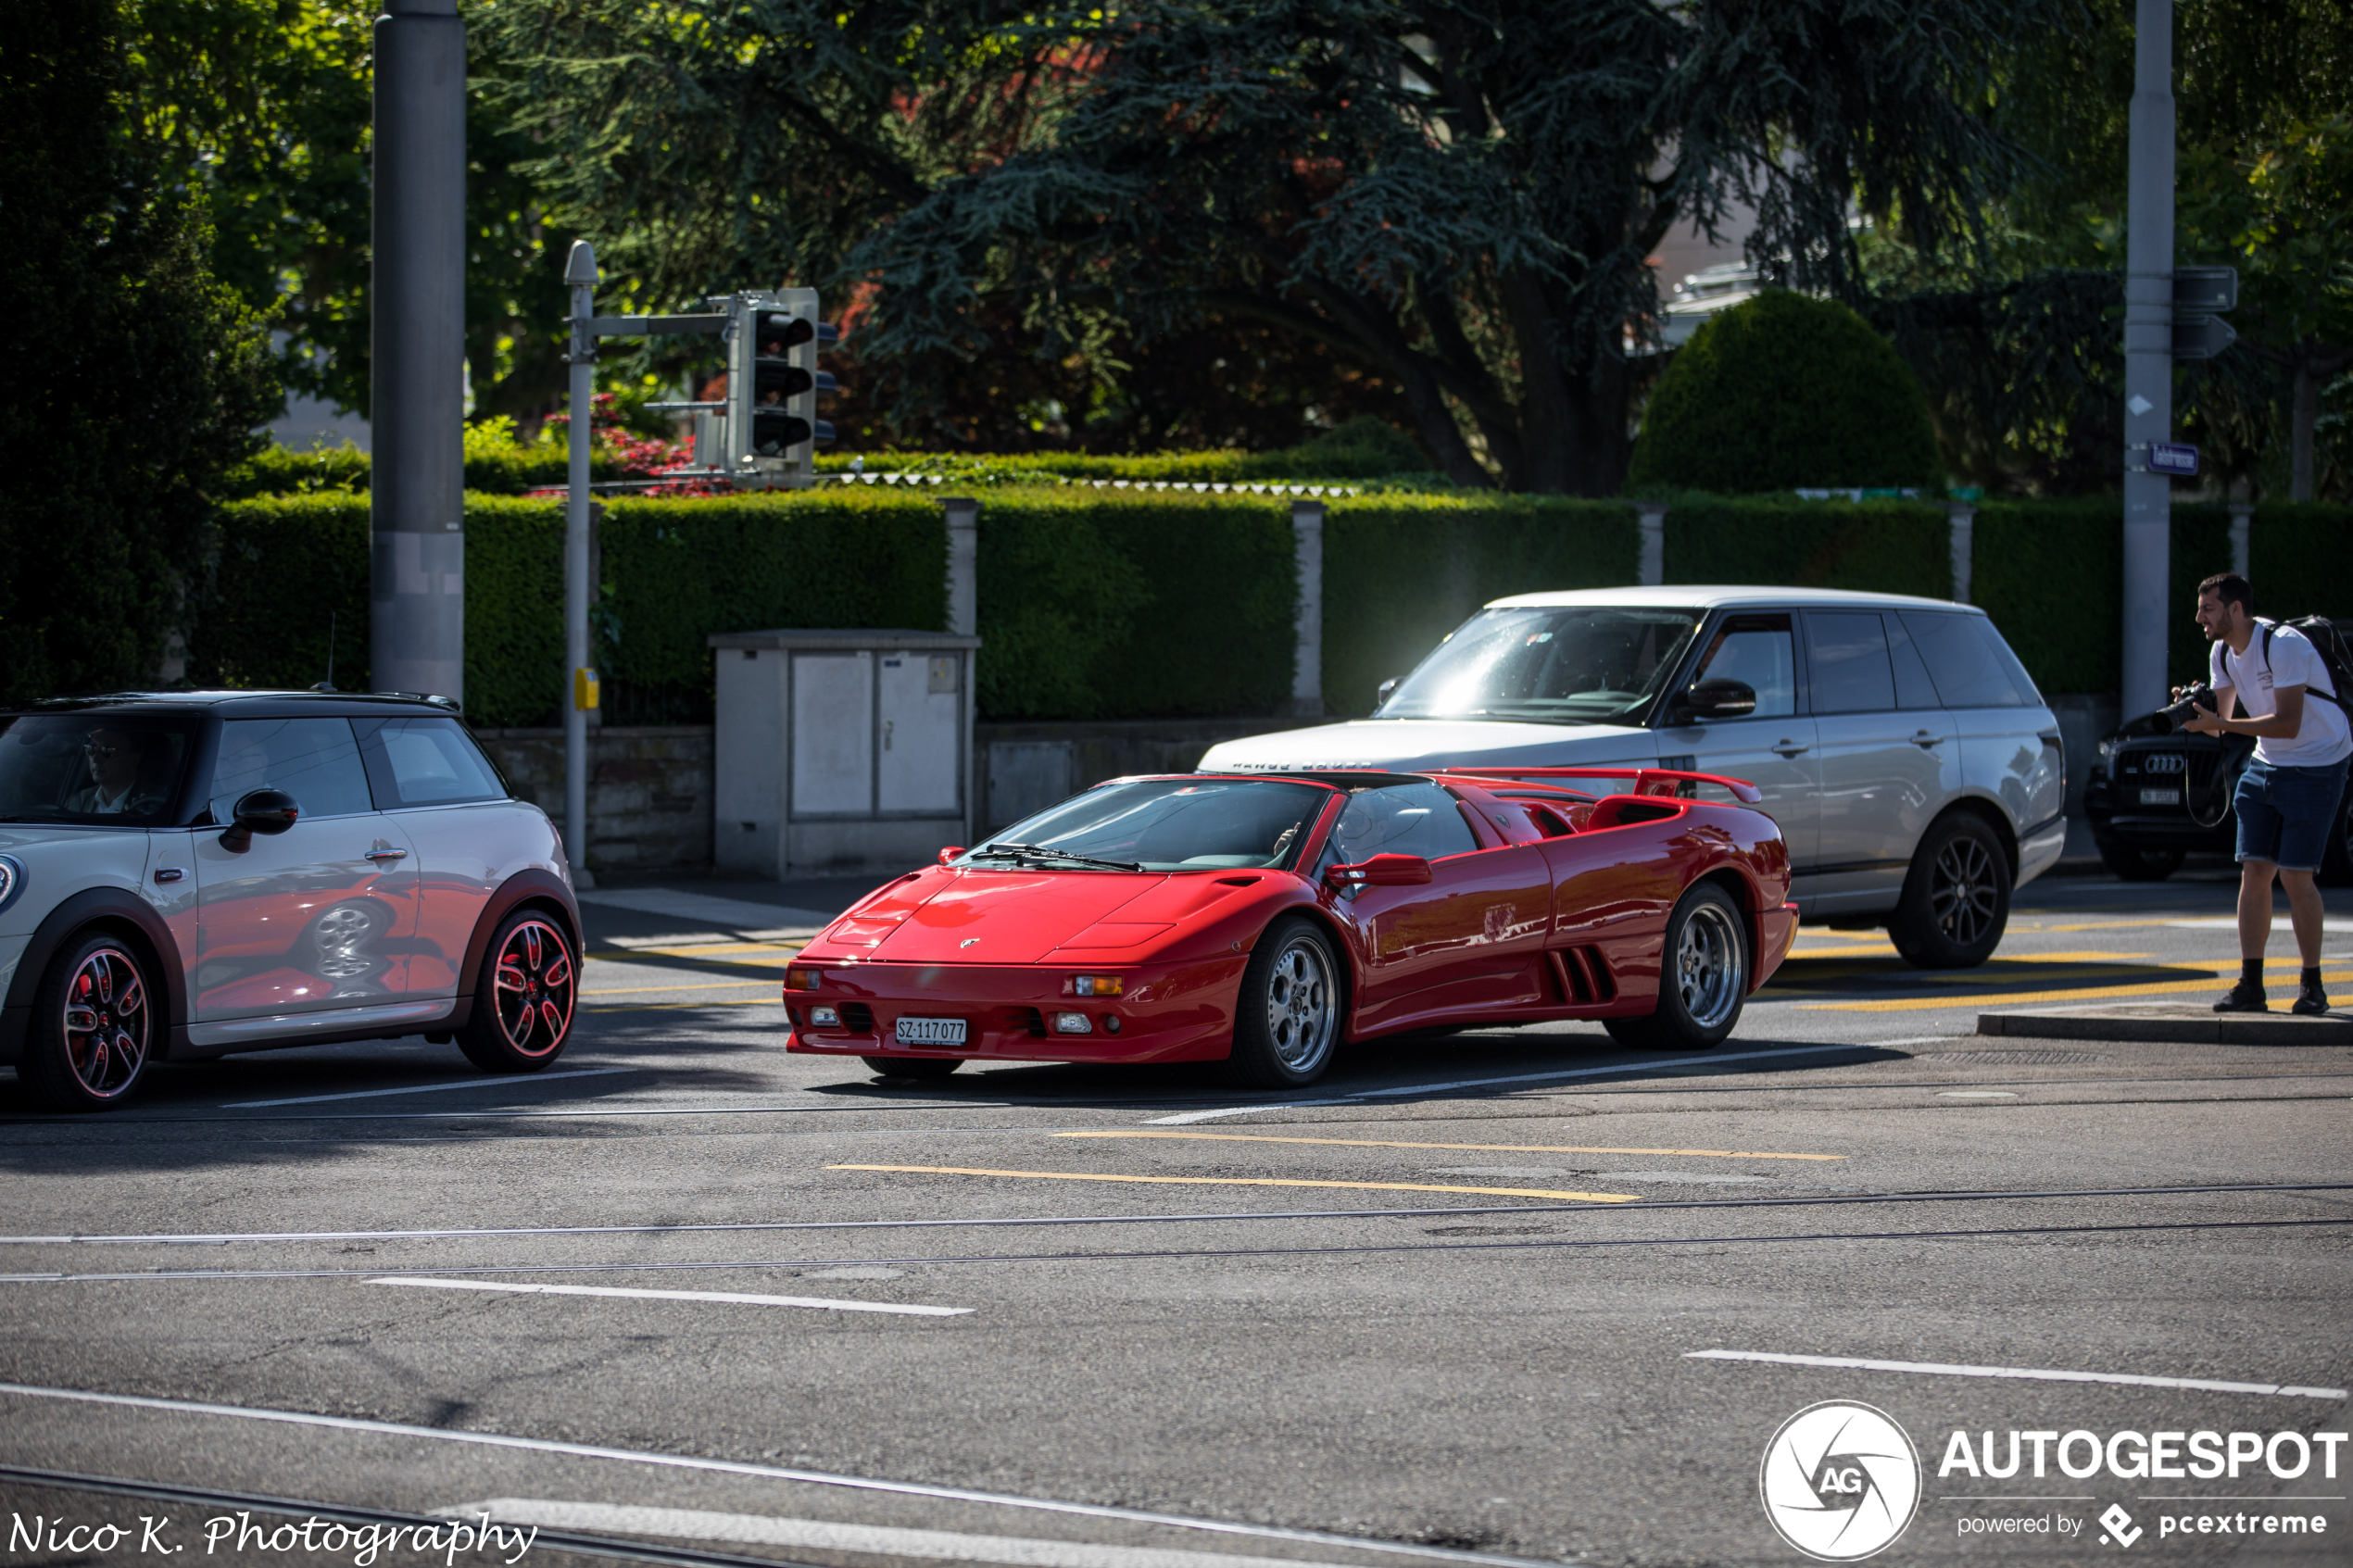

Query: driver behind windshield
left=67, top=727, right=161, bottom=815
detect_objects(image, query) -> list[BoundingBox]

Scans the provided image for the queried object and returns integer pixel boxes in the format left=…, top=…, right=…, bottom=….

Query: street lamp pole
left=563, top=240, right=598, bottom=887
left=369, top=0, right=467, bottom=701
left=2120, top=0, right=2175, bottom=718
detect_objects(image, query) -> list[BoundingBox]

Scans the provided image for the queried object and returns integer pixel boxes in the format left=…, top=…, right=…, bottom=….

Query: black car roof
left=6, top=691, right=461, bottom=719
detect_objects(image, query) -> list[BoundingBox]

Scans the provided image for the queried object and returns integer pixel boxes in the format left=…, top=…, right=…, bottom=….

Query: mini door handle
left=1910, top=731, right=1944, bottom=747
left=364, top=847, right=408, bottom=861
left=1771, top=741, right=1810, bottom=758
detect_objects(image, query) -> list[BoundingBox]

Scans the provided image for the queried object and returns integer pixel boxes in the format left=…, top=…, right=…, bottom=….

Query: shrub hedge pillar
left=1290, top=499, right=1325, bottom=717
left=945, top=497, right=979, bottom=636
left=1945, top=500, right=1977, bottom=604
left=1636, top=504, right=1667, bottom=585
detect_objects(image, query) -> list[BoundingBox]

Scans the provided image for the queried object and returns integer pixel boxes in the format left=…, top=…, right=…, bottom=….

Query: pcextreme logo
left=1759, top=1401, right=1924, bottom=1561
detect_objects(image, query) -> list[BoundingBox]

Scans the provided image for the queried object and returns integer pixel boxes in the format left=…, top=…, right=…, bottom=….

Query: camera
left=2157, top=683, right=2220, bottom=732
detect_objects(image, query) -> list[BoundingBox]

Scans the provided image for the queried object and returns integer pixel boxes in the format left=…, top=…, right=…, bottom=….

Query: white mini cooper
left=0, top=692, right=581, bottom=1111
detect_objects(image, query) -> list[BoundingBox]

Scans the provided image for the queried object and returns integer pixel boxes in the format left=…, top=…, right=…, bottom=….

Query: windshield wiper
left=971, top=841, right=1145, bottom=872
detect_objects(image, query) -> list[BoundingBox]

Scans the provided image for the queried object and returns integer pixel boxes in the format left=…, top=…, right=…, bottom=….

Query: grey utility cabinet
left=710, top=629, right=983, bottom=877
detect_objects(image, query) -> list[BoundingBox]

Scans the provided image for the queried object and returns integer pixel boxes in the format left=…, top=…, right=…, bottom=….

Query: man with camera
left=2177, top=573, right=2350, bottom=1015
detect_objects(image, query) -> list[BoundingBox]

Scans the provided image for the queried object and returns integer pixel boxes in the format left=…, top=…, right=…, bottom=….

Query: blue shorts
left=2234, top=758, right=2350, bottom=872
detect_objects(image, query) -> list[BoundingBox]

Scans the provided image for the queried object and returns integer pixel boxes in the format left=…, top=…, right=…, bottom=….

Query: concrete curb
left=1978, top=1001, right=2353, bottom=1045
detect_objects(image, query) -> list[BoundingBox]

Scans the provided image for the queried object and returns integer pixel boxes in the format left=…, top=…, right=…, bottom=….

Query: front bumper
left=783, top=955, right=1252, bottom=1065
left=2084, top=780, right=2236, bottom=852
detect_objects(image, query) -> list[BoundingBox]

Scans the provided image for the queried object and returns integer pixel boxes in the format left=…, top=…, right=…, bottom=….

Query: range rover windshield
left=0, top=713, right=199, bottom=826
left=962, top=779, right=1327, bottom=872
left=1379, top=607, right=1703, bottom=724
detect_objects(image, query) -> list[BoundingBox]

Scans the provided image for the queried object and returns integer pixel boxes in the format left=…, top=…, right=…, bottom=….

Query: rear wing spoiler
left=1436, top=765, right=1764, bottom=806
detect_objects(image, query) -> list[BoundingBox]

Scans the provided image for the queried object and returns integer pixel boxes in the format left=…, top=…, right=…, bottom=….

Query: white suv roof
left=1485, top=585, right=1973, bottom=613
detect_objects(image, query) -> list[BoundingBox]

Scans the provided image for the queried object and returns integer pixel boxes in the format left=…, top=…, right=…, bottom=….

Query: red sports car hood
left=851, top=872, right=1173, bottom=964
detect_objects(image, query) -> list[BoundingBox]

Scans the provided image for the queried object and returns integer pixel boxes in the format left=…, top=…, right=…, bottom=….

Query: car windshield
left=0, top=713, right=198, bottom=826
left=1380, top=607, right=1703, bottom=724
left=963, top=779, right=1327, bottom=872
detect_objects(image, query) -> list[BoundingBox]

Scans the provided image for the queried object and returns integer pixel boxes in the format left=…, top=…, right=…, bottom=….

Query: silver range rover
left=1202, top=587, right=2066, bottom=967
left=0, top=692, right=582, bottom=1111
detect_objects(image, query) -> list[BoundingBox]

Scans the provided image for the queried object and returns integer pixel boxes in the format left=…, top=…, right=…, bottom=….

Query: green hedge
left=195, top=491, right=949, bottom=727
left=2251, top=505, right=2353, bottom=623
left=1323, top=494, right=1638, bottom=716
left=974, top=489, right=1298, bottom=720
left=1666, top=495, right=1951, bottom=596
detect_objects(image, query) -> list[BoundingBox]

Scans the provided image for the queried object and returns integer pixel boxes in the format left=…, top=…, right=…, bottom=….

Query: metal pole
left=563, top=240, right=598, bottom=886
left=369, top=0, right=466, bottom=700
left=2120, top=0, right=2174, bottom=717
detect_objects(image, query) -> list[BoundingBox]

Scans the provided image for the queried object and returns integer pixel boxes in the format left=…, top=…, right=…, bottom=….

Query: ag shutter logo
left=1759, top=1400, right=1923, bottom=1561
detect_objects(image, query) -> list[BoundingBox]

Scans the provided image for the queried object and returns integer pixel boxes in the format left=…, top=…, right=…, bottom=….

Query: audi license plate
left=895, top=1016, right=967, bottom=1047
left=2140, top=787, right=2182, bottom=806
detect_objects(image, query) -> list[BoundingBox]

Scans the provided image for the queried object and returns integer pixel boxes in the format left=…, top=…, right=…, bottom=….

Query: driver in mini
left=66, top=727, right=160, bottom=815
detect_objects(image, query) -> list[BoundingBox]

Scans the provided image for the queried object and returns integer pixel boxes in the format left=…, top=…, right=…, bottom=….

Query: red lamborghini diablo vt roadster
left=784, top=768, right=1797, bottom=1087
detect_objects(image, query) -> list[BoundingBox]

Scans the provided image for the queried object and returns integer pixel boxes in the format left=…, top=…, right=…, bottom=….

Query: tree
left=0, top=0, right=280, bottom=698
left=484, top=0, right=2048, bottom=490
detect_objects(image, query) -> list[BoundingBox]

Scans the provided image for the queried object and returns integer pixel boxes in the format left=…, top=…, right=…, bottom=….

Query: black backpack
left=2258, top=616, right=2353, bottom=726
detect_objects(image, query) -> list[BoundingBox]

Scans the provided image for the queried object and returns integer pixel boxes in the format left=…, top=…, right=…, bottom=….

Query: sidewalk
left=573, top=873, right=888, bottom=946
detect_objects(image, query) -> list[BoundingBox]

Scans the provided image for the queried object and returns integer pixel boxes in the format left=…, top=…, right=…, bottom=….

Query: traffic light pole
left=369, top=0, right=466, bottom=701
left=2120, top=0, right=2174, bottom=718
left=563, top=241, right=598, bottom=887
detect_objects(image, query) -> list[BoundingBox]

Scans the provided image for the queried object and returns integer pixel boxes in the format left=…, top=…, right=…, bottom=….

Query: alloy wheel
left=62, top=947, right=149, bottom=1098
left=1672, top=902, right=1745, bottom=1030
left=1931, top=836, right=2000, bottom=947
left=492, top=919, right=575, bottom=1057
left=1264, top=935, right=1337, bottom=1073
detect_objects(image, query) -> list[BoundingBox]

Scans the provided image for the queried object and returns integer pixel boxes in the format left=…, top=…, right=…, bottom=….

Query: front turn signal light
left=783, top=966, right=823, bottom=990
left=1070, top=974, right=1124, bottom=997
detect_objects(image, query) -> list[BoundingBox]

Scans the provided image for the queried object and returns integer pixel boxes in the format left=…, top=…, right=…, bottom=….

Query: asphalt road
left=2, top=861, right=2347, bottom=1568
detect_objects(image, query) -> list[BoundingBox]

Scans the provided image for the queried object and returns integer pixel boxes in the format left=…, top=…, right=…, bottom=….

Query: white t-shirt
left=2210, top=621, right=2353, bottom=767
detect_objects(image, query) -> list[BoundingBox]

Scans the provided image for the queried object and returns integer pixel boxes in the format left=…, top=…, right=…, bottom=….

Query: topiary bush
left=1628, top=291, right=1942, bottom=494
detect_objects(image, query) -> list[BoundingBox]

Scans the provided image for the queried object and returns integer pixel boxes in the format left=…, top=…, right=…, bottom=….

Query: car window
left=970, top=778, right=1325, bottom=872
left=1901, top=611, right=2025, bottom=708
left=1806, top=612, right=1897, bottom=714
left=0, top=714, right=197, bottom=826
left=356, top=717, right=510, bottom=808
left=1882, top=614, right=1943, bottom=709
left=1324, top=784, right=1479, bottom=865
left=211, top=719, right=373, bottom=822
left=1687, top=614, right=1797, bottom=719
left=1379, top=607, right=1703, bottom=725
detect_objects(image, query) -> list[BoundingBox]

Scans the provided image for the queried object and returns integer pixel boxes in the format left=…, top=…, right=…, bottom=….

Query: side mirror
left=937, top=846, right=965, bottom=865
left=220, top=789, right=299, bottom=852
left=1324, top=852, right=1434, bottom=890
left=1374, top=676, right=1401, bottom=709
left=1672, top=678, right=1757, bottom=723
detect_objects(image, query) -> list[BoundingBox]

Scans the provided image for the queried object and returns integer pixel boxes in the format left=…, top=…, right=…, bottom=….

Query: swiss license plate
left=2139, top=787, right=2183, bottom=806
left=895, top=1016, right=967, bottom=1047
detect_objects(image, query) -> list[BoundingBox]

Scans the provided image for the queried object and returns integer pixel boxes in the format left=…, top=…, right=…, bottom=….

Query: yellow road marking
left=1055, top=1131, right=1844, bottom=1160
left=1805, top=968, right=2353, bottom=1013
left=581, top=980, right=780, bottom=996
left=826, top=1164, right=1643, bottom=1203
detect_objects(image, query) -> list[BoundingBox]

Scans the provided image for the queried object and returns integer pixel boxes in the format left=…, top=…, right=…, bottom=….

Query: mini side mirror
left=1324, top=852, right=1434, bottom=890
left=937, top=846, right=965, bottom=865
left=1674, top=677, right=1757, bottom=723
left=220, top=788, right=299, bottom=852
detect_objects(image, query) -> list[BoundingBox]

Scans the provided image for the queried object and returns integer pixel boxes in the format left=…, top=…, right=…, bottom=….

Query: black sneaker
left=2213, top=981, right=2268, bottom=1013
left=2292, top=985, right=2331, bottom=1017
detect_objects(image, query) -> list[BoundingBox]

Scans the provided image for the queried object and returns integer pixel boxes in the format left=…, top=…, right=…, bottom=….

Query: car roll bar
left=1436, top=766, right=1765, bottom=806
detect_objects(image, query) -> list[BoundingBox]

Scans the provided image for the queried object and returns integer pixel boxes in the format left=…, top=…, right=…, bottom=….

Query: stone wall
left=472, top=726, right=713, bottom=877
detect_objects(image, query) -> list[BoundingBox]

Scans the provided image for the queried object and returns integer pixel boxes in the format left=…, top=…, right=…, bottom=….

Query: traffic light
left=724, top=288, right=835, bottom=486
left=2173, top=267, right=2237, bottom=360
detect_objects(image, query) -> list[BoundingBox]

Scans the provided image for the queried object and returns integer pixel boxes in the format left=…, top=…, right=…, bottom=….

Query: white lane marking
left=2171, top=917, right=2353, bottom=933
left=369, top=1276, right=969, bottom=1317
left=1146, top=1044, right=1886, bottom=1124
left=0, top=1384, right=1561, bottom=1568
left=441, top=1499, right=1377, bottom=1568
left=1686, top=1349, right=2347, bottom=1400
left=223, top=1068, right=633, bottom=1110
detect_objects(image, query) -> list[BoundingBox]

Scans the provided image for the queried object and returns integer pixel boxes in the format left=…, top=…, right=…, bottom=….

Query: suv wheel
left=458, top=909, right=577, bottom=1073
left=1891, top=812, right=2011, bottom=969
left=2096, top=837, right=2184, bottom=882
left=23, top=933, right=157, bottom=1112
